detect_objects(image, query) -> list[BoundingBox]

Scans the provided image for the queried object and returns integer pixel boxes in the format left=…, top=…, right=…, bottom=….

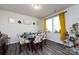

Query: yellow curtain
left=44, top=16, right=47, bottom=32
left=59, top=12, right=67, bottom=41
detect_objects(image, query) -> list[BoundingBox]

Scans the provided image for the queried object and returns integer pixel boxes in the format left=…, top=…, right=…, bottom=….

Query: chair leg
left=26, top=43, right=31, bottom=51
left=44, top=39, right=47, bottom=45
left=34, top=44, right=37, bottom=53
left=2, top=43, right=6, bottom=55
left=30, top=42, right=33, bottom=52
left=31, top=42, right=37, bottom=53
left=19, top=44, right=22, bottom=54
left=19, top=44, right=21, bottom=54
left=39, top=42, right=43, bottom=50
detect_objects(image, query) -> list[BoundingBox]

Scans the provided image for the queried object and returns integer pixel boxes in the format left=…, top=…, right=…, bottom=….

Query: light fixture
left=32, top=4, right=40, bottom=10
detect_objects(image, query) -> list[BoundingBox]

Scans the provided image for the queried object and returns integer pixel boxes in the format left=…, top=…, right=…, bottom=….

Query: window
left=46, top=18, right=52, bottom=32
left=53, top=15, right=60, bottom=33
left=46, top=15, right=60, bottom=33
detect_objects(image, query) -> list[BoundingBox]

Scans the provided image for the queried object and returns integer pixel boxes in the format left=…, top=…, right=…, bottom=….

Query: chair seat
left=33, top=37, right=42, bottom=44
left=33, top=40, right=42, bottom=44
left=25, top=39, right=30, bottom=43
left=19, top=38, right=25, bottom=44
left=42, top=38, right=46, bottom=40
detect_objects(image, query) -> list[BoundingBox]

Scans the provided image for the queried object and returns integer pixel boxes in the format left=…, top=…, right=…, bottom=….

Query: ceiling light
left=32, top=4, right=40, bottom=10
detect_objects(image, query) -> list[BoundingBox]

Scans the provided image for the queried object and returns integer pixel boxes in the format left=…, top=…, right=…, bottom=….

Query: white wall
left=45, top=5, right=79, bottom=44
left=0, top=9, right=39, bottom=44
left=65, top=5, right=79, bottom=33
left=37, top=18, right=44, bottom=32
left=0, top=5, right=79, bottom=44
left=47, top=32, right=63, bottom=44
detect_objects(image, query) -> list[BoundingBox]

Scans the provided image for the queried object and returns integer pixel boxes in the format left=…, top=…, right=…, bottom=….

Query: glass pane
left=46, top=18, right=52, bottom=32
left=53, top=16, right=60, bottom=32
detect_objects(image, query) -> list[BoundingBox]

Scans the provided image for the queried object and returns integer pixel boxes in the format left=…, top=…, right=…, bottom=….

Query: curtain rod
left=46, top=10, right=67, bottom=19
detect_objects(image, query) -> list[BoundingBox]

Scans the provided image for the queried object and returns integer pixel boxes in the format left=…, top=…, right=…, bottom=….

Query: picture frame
left=8, top=18, right=16, bottom=24
left=23, top=19, right=32, bottom=25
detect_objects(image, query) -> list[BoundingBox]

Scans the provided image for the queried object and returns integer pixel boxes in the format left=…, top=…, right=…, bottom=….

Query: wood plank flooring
left=4, top=40, right=77, bottom=55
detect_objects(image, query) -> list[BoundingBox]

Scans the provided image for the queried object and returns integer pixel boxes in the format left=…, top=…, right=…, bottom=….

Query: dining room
left=0, top=4, right=79, bottom=55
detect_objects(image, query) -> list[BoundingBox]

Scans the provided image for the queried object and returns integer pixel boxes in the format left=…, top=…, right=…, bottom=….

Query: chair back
left=42, top=32, right=47, bottom=40
left=18, top=35, right=25, bottom=44
left=33, top=34, right=42, bottom=43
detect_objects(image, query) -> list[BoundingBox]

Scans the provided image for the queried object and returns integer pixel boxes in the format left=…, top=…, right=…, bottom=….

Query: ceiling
left=0, top=4, right=74, bottom=18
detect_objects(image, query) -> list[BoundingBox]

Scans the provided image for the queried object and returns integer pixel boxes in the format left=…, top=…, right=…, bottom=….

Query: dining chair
left=24, top=38, right=31, bottom=51
left=0, top=34, right=10, bottom=55
left=31, top=34, right=43, bottom=53
left=18, top=35, right=25, bottom=53
left=42, top=32, right=47, bottom=45
left=18, top=34, right=31, bottom=53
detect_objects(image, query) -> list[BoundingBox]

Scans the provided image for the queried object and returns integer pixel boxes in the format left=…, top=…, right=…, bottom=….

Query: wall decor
left=23, top=19, right=32, bottom=25
left=33, top=22, right=35, bottom=25
left=18, top=20, right=21, bottom=24
left=9, top=18, right=15, bottom=24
